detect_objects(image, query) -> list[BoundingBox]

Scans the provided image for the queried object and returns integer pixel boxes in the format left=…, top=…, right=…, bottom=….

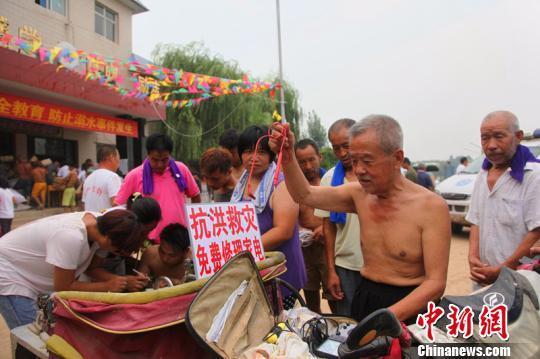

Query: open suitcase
left=185, top=251, right=382, bottom=358
left=185, top=251, right=278, bottom=358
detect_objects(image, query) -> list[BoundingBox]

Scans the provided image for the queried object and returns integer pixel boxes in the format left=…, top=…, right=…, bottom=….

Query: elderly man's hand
left=472, top=265, right=501, bottom=285
left=469, top=255, right=489, bottom=284
left=326, top=270, right=344, bottom=301
left=268, top=123, right=295, bottom=164
left=312, top=225, right=325, bottom=244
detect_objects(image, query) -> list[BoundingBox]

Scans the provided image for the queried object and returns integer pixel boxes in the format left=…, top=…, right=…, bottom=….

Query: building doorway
left=28, top=136, right=78, bottom=166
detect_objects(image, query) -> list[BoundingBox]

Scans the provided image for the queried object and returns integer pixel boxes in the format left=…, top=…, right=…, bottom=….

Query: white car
left=436, top=131, right=540, bottom=233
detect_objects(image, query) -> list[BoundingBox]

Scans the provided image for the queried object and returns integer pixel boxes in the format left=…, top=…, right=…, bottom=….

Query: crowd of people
left=19, top=157, right=97, bottom=212
left=0, top=111, right=538, bottom=337
left=0, top=155, right=101, bottom=240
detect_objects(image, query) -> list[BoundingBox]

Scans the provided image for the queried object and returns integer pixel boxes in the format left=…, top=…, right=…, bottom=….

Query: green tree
left=304, top=110, right=327, bottom=149
left=151, top=42, right=301, bottom=164
left=320, top=147, right=338, bottom=170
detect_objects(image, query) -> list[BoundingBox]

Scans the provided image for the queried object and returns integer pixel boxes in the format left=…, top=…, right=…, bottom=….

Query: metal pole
left=276, top=0, right=286, bottom=123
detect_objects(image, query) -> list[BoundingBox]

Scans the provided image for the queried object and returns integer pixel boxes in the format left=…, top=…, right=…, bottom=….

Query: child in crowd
left=0, top=177, right=15, bottom=237
left=30, top=161, right=47, bottom=210
left=62, top=164, right=79, bottom=212
left=138, top=223, right=190, bottom=286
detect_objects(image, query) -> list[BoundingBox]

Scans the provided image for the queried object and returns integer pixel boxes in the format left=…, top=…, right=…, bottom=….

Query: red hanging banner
left=0, top=92, right=138, bottom=138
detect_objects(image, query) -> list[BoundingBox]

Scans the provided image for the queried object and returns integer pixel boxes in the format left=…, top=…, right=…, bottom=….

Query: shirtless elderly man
left=270, top=114, right=451, bottom=323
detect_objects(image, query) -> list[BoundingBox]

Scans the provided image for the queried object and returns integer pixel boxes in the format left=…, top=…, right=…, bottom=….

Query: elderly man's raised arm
left=269, top=123, right=356, bottom=213
left=389, top=195, right=451, bottom=321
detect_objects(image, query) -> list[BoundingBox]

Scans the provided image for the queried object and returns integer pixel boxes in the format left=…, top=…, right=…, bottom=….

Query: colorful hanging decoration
left=0, top=29, right=279, bottom=109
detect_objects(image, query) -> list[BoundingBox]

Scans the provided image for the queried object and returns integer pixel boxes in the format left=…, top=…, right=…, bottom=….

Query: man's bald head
left=482, top=111, right=520, bottom=132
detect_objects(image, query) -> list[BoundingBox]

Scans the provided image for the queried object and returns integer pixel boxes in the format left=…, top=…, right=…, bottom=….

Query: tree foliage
left=320, top=147, right=338, bottom=171
left=151, top=42, right=301, bottom=164
left=304, top=110, right=327, bottom=149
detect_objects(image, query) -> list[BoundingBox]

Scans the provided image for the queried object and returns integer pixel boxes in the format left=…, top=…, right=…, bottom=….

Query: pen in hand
left=132, top=268, right=150, bottom=281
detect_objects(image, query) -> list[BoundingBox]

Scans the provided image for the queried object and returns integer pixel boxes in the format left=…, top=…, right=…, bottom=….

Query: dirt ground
left=444, top=229, right=474, bottom=296
left=11, top=207, right=64, bottom=230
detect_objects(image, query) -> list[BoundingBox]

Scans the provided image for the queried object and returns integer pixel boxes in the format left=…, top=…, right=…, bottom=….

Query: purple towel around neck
left=142, top=158, right=186, bottom=195
left=482, top=144, right=540, bottom=183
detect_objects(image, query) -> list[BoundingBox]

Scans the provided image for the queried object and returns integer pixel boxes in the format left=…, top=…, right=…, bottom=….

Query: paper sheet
left=206, top=280, right=249, bottom=343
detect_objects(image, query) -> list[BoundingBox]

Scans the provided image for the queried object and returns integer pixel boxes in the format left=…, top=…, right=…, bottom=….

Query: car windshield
left=461, top=156, right=485, bottom=174
left=462, top=143, right=540, bottom=174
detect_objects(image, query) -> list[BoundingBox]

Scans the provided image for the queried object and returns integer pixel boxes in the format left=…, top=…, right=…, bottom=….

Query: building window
left=35, top=0, right=67, bottom=16
left=0, top=132, right=14, bottom=157
left=28, top=136, right=78, bottom=166
left=95, top=2, right=117, bottom=42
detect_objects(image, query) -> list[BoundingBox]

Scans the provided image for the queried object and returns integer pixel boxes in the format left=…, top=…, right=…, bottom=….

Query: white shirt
left=82, top=168, right=122, bottom=212
left=78, top=170, right=87, bottom=184
left=0, top=212, right=100, bottom=299
left=466, top=163, right=540, bottom=266
left=57, top=165, right=70, bottom=178
left=455, top=164, right=467, bottom=174
left=314, top=167, right=364, bottom=270
left=0, top=188, right=14, bottom=219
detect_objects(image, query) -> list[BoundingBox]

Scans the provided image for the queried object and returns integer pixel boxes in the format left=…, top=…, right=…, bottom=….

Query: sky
left=133, top=0, right=540, bottom=161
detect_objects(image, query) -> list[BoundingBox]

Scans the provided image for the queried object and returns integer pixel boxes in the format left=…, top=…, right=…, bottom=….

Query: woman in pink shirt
left=115, top=134, right=201, bottom=243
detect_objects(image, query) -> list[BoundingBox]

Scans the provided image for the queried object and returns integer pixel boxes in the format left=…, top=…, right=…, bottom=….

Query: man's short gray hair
left=328, top=118, right=356, bottom=137
left=349, top=114, right=403, bottom=155
left=482, top=111, right=520, bottom=132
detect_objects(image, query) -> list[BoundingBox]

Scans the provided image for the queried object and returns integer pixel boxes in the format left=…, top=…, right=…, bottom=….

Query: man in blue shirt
left=416, top=163, right=434, bottom=190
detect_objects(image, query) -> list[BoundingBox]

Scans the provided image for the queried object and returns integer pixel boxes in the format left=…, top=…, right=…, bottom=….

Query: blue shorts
left=0, top=295, right=37, bottom=329
left=331, top=266, right=362, bottom=317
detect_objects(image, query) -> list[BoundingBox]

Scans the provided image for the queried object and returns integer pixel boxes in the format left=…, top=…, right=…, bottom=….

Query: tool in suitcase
left=185, top=251, right=405, bottom=358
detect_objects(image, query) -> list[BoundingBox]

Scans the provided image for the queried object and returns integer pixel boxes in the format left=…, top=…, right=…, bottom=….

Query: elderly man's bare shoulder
left=345, top=181, right=366, bottom=194
left=404, top=181, right=448, bottom=213
left=416, top=189, right=450, bottom=241
left=346, top=181, right=369, bottom=203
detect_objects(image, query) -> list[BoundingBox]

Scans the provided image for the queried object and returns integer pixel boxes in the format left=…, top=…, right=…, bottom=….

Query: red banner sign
left=0, top=92, right=138, bottom=137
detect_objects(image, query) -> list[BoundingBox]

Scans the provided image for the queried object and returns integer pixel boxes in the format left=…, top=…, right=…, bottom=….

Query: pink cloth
left=50, top=263, right=287, bottom=358
left=55, top=294, right=196, bottom=332
left=383, top=322, right=410, bottom=359
left=518, top=259, right=540, bottom=271
left=53, top=295, right=205, bottom=359
left=116, top=161, right=200, bottom=241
